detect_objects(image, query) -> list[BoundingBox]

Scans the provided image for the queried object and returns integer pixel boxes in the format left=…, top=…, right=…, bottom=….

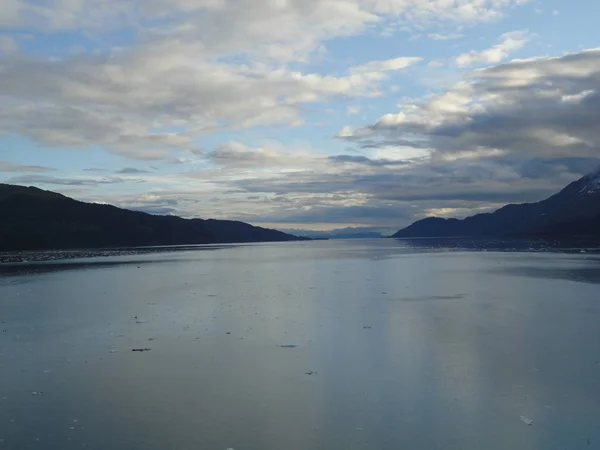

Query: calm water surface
left=1, top=240, right=599, bottom=450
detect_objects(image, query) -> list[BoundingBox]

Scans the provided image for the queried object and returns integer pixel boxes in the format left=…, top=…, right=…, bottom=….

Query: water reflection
left=500, top=265, right=600, bottom=284
left=492, top=254, right=600, bottom=285
left=0, top=245, right=232, bottom=278
left=2, top=237, right=599, bottom=269
left=1, top=241, right=599, bottom=449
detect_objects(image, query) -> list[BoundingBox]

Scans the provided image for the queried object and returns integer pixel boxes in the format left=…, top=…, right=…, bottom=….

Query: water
left=1, top=239, right=599, bottom=450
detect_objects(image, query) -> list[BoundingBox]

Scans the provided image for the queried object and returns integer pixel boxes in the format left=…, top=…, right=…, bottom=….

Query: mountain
left=392, top=170, right=600, bottom=238
left=198, top=219, right=303, bottom=244
left=525, top=214, right=600, bottom=237
left=0, top=184, right=306, bottom=251
left=281, top=226, right=386, bottom=240
left=323, top=230, right=383, bottom=239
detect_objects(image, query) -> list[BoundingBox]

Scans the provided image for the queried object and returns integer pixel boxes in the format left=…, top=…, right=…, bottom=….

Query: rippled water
left=1, top=240, right=599, bottom=449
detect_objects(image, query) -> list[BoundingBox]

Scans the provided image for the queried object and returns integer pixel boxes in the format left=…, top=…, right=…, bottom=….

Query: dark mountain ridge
left=393, top=170, right=600, bottom=238
left=0, top=184, right=305, bottom=251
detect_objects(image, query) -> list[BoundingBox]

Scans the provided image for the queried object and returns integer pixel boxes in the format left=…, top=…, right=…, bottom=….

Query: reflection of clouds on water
left=493, top=254, right=600, bottom=285
left=391, top=294, right=467, bottom=301
left=1, top=242, right=599, bottom=449
left=500, top=266, right=600, bottom=285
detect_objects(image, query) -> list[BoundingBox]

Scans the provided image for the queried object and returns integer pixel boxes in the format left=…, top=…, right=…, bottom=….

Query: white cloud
left=427, top=33, right=464, bottom=41
left=364, top=0, right=529, bottom=24
left=337, top=126, right=356, bottom=138
left=349, top=56, right=422, bottom=74
left=0, top=0, right=531, bottom=33
left=347, top=48, right=600, bottom=163
left=0, top=49, right=395, bottom=158
left=0, top=0, right=530, bottom=160
left=335, top=125, right=374, bottom=139
left=455, top=30, right=531, bottom=67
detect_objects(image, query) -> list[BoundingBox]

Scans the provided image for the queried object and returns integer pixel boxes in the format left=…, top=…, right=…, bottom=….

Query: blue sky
left=1, top=0, right=599, bottom=232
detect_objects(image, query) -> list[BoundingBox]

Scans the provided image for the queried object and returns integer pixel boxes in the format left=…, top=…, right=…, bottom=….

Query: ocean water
left=1, top=239, right=599, bottom=450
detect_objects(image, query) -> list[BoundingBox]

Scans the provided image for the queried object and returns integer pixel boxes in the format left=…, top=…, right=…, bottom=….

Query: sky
left=1, top=0, right=599, bottom=233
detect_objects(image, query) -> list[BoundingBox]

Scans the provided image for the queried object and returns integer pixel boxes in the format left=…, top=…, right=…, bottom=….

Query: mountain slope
left=392, top=170, right=600, bottom=238
left=525, top=214, right=600, bottom=237
left=0, top=184, right=305, bottom=251
left=197, top=219, right=304, bottom=244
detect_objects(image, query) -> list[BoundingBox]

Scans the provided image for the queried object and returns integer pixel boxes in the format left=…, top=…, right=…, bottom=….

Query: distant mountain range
left=281, top=227, right=385, bottom=240
left=0, top=184, right=306, bottom=251
left=393, top=170, right=600, bottom=238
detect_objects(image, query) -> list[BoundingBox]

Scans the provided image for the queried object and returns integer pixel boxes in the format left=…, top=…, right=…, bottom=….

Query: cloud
left=1, top=1, right=529, bottom=33
left=0, top=0, right=529, bottom=159
left=231, top=155, right=562, bottom=201
left=206, top=141, right=323, bottom=170
left=340, top=48, right=600, bottom=174
left=328, top=155, right=411, bottom=166
left=0, top=49, right=399, bottom=159
left=279, top=226, right=388, bottom=237
left=185, top=141, right=513, bottom=227
left=0, top=100, right=191, bottom=159
left=3, top=0, right=559, bottom=230
left=203, top=141, right=417, bottom=175
left=455, top=30, right=531, bottom=67
left=427, top=33, right=464, bottom=41
left=127, top=206, right=178, bottom=215
left=116, top=167, right=152, bottom=174
left=226, top=155, right=564, bottom=228
left=349, top=57, right=422, bottom=74
left=77, top=189, right=222, bottom=221
left=115, top=195, right=182, bottom=215
left=53, top=132, right=592, bottom=230
left=7, top=175, right=135, bottom=186
left=0, top=161, right=54, bottom=173
left=252, top=204, right=415, bottom=226
left=0, top=35, right=18, bottom=54
left=336, top=125, right=374, bottom=139
left=300, top=47, right=600, bottom=226
left=12, top=36, right=595, bottom=231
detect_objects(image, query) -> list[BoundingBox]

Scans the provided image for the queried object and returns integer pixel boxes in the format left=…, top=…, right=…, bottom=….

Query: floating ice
left=520, top=416, right=534, bottom=426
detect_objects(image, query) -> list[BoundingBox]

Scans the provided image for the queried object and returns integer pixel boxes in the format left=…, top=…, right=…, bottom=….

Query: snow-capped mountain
left=578, top=169, right=600, bottom=195
left=393, top=170, right=600, bottom=238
